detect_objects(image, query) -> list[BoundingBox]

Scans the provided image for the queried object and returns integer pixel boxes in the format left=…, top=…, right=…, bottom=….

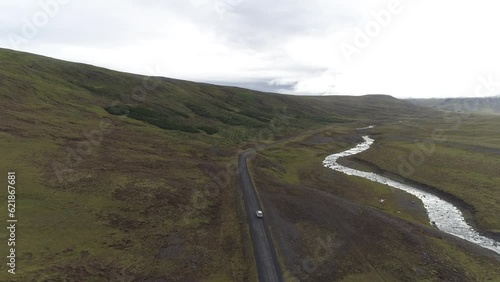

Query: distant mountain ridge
left=408, top=97, right=500, bottom=114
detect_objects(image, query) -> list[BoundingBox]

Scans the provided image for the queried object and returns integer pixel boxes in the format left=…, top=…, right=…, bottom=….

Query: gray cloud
left=2, top=0, right=500, bottom=98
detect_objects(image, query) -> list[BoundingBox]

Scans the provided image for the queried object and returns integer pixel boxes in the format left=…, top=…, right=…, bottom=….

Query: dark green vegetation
left=409, top=97, right=500, bottom=114
left=249, top=121, right=500, bottom=281
left=0, top=48, right=441, bottom=281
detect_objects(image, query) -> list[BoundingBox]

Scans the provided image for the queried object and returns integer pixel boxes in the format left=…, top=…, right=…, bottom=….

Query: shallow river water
left=323, top=136, right=500, bottom=255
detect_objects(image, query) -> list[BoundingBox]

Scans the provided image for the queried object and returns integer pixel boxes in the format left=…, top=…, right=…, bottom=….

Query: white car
left=256, top=210, right=263, bottom=218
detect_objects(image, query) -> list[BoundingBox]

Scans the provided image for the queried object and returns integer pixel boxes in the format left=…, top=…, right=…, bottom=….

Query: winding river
left=323, top=136, right=500, bottom=255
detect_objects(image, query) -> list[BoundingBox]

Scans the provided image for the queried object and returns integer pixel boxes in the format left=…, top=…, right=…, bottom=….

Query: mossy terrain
left=0, top=48, right=438, bottom=280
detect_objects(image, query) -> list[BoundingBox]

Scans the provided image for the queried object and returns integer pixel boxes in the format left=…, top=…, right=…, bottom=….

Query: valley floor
left=248, top=118, right=500, bottom=281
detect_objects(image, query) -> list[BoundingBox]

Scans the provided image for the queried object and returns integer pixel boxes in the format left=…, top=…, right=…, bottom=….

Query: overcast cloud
left=1, top=0, right=500, bottom=98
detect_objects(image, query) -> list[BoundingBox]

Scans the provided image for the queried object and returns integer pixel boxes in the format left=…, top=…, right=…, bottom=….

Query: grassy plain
left=353, top=114, right=500, bottom=233
left=249, top=119, right=500, bottom=281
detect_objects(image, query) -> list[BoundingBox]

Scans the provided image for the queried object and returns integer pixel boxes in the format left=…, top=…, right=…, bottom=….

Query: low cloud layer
left=1, top=0, right=500, bottom=98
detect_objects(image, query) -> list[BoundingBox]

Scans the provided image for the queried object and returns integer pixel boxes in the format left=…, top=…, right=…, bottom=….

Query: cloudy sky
left=1, top=0, right=500, bottom=98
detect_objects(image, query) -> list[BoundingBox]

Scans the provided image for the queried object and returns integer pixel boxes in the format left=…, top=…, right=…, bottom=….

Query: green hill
left=0, top=48, right=435, bottom=280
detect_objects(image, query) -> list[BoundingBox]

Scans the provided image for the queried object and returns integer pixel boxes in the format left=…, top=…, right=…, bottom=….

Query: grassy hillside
left=409, top=97, right=500, bottom=115
left=0, top=48, right=434, bottom=280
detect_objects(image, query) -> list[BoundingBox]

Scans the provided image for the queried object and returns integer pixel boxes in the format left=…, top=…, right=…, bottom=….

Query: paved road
left=237, top=125, right=339, bottom=281
left=238, top=150, right=284, bottom=282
